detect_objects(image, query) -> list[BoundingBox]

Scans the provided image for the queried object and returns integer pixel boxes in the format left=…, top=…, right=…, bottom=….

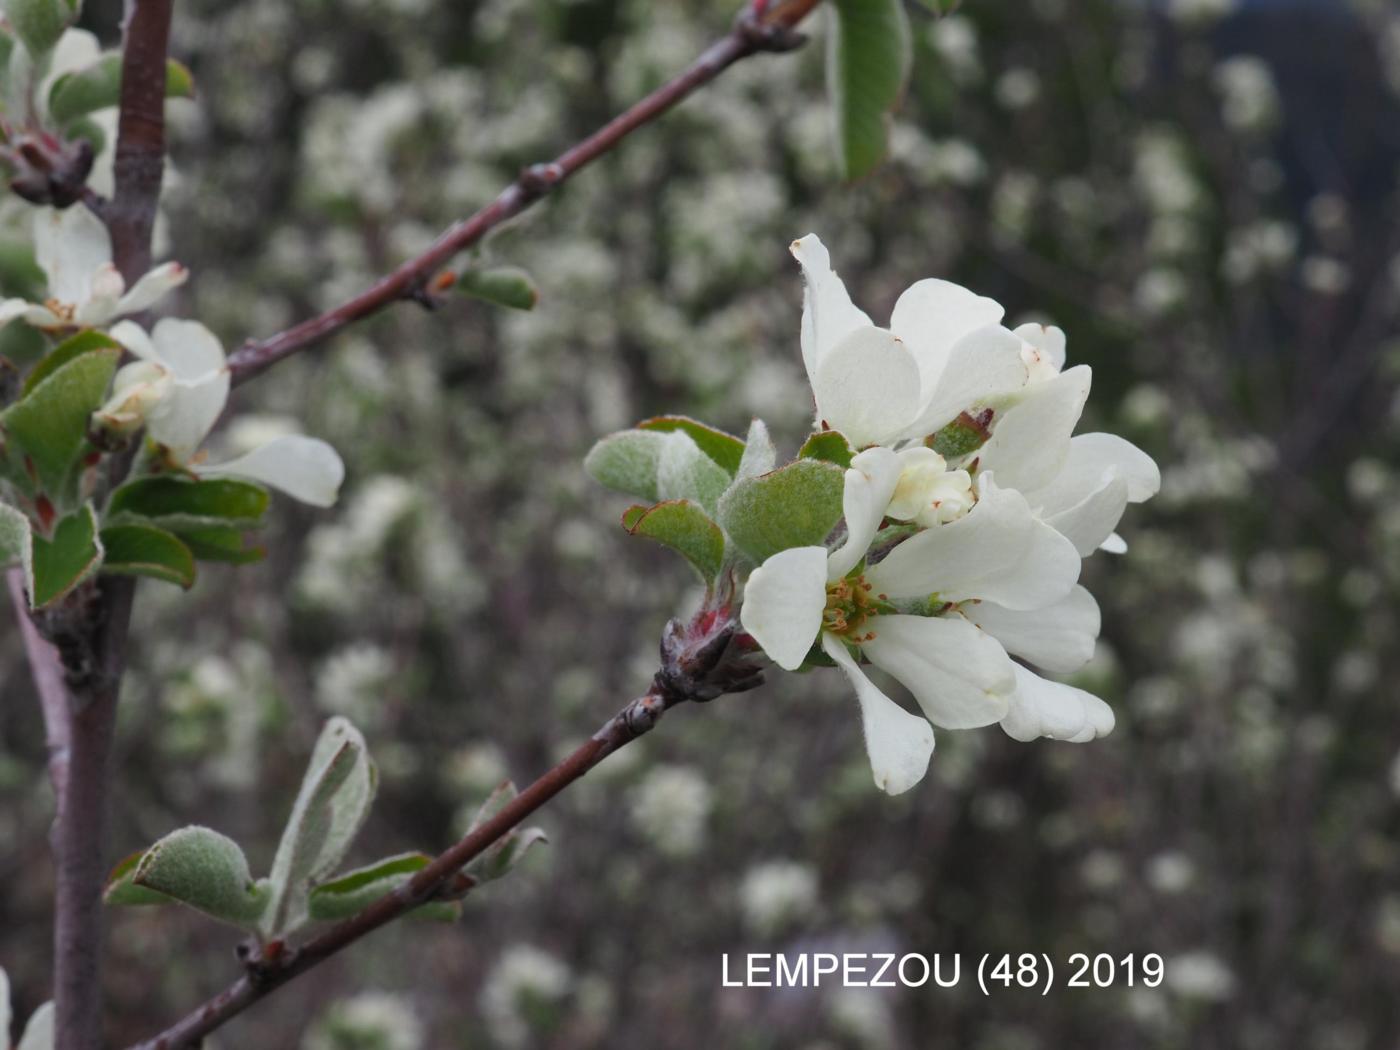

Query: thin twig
left=226, top=0, right=817, bottom=386
left=7, top=569, right=71, bottom=809
left=126, top=689, right=682, bottom=1050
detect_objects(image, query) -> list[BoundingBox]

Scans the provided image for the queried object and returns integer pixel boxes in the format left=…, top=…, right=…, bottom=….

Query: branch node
left=518, top=162, right=564, bottom=200
left=735, top=10, right=807, bottom=53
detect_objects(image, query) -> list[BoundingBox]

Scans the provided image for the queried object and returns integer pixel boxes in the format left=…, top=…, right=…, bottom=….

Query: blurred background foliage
left=4, top=0, right=1400, bottom=1046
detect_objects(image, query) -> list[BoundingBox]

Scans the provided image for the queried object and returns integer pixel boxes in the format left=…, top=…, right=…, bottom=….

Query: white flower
left=792, top=233, right=1029, bottom=448
left=0, top=205, right=185, bottom=330
left=738, top=860, right=819, bottom=936
left=1, top=967, right=54, bottom=1050
left=103, top=318, right=345, bottom=507
left=740, top=447, right=1084, bottom=794
left=884, top=447, right=974, bottom=526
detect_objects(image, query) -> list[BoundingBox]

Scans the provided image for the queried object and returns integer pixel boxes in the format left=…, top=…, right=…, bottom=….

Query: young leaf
left=456, top=266, right=538, bottom=311
left=621, top=499, right=725, bottom=582
left=798, top=430, right=855, bottom=468
left=308, top=853, right=458, bottom=922
left=30, top=504, right=102, bottom=608
left=99, top=523, right=196, bottom=588
left=637, top=416, right=746, bottom=475
left=131, top=826, right=269, bottom=929
left=584, top=430, right=666, bottom=502
left=21, top=330, right=122, bottom=398
left=47, top=53, right=195, bottom=125
left=718, top=459, right=845, bottom=564
left=655, top=429, right=729, bottom=514
left=2, top=0, right=77, bottom=58
left=0, top=502, right=33, bottom=596
left=0, top=237, right=46, bottom=299
left=263, top=718, right=378, bottom=938
left=106, top=475, right=270, bottom=529
left=465, top=826, right=547, bottom=885
left=736, top=419, right=777, bottom=480
left=104, top=849, right=174, bottom=906
left=1, top=347, right=119, bottom=497
left=826, top=0, right=913, bottom=180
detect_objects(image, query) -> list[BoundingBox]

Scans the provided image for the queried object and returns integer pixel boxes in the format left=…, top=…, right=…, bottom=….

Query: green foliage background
left=3, top=0, right=1400, bottom=1046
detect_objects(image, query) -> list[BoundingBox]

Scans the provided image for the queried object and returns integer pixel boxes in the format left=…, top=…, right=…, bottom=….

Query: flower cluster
left=588, top=234, right=1158, bottom=795
left=1, top=188, right=342, bottom=608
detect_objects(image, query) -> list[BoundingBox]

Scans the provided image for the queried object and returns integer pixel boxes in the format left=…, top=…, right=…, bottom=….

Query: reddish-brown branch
left=125, top=690, right=680, bottom=1050
left=226, top=0, right=818, bottom=386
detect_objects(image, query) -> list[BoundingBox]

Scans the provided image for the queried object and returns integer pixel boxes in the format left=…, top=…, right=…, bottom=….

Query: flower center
left=822, top=575, right=891, bottom=643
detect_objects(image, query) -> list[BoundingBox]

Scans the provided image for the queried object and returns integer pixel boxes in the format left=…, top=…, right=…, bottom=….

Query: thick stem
left=225, top=0, right=817, bottom=385
left=126, top=690, right=680, bottom=1050
left=42, top=2, right=174, bottom=1046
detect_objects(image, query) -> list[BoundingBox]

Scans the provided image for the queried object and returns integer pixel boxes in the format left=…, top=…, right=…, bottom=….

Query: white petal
left=109, top=319, right=160, bottom=360
left=1001, top=663, right=1115, bottom=743
left=16, top=1000, right=54, bottom=1050
left=147, top=369, right=230, bottom=461
left=790, top=233, right=873, bottom=381
left=977, top=365, right=1092, bottom=492
left=822, top=632, right=934, bottom=795
left=966, top=585, right=1101, bottom=674
left=115, top=261, right=189, bottom=315
left=827, top=446, right=902, bottom=580
left=863, top=614, right=1014, bottom=729
left=0, top=298, right=31, bottom=325
left=866, top=478, right=1031, bottom=600
left=72, top=262, right=124, bottom=325
left=200, top=435, right=345, bottom=507
left=889, top=277, right=1005, bottom=384
left=1045, top=475, right=1130, bottom=557
left=42, top=27, right=101, bottom=97
left=20, top=305, right=64, bottom=328
left=1100, top=532, right=1128, bottom=555
left=811, top=327, right=923, bottom=449
left=904, top=324, right=1029, bottom=438
left=1, top=964, right=10, bottom=1048
left=1013, top=322, right=1067, bottom=373
left=33, top=204, right=112, bottom=306
left=739, top=545, right=828, bottom=671
left=151, top=318, right=227, bottom=380
left=973, top=507, right=1083, bottom=610
left=1029, top=432, right=1161, bottom=517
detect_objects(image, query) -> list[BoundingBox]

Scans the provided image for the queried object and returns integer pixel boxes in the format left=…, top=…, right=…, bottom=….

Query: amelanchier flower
left=0, top=205, right=186, bottom=330
left=96, top=318, right=346, bottom=507
left=740, top=447, right=1086, bottom=794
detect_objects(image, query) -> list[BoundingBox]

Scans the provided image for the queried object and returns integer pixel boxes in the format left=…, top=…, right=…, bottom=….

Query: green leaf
left=263, top=717, right=378, bottom=938
left=456, top=266, right=538, bottom=311
left=99, top=523, right=196, bottom=588
left=799, top=430, right=855, bottom=468
left=736, top=419, right=776, bottom=481
left=0, top=237, right=45, bottom=299
left=827, top=0, right=913, bottom=179
left=621, top=499, right=724, bottom=582
left=131, top=826, right=269, bottom=929
left=22, top=330, right=122, bottom=398
left=638, top=416, right=745, bottom=475
left=718, top=459, right=845, bottom=565
left=30, top=504, right=101, bottom=608
left=585, top=428, right=730, bottom=512
left=461, top=782, right=547, bottom=885
left=47, top=52, right=195, bottom=125
left=104, top=850, right=176, bottom=906
left=308, top=853, right=458, bottom=923
left=107, top=475, right=270, bottom=530
left=584, top=430, right=666, bottom=502
left=3, top=0, right=76, bottom=58
left=1, top=347, right=119, bottom=497
left=177, top=524, right=265, bottom=564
